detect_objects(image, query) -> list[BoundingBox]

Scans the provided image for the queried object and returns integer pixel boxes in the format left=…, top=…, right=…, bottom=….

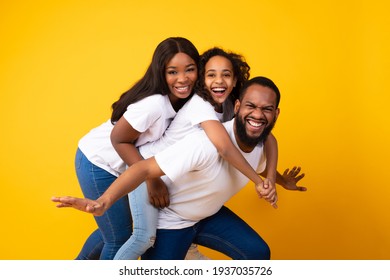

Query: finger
left=270, top=195, right=278, bottom=209
left=86, top=204, right=96, bottom=213
left=283, top=169, right=289, bottom=176
left=295, top=173, right=305, bottom=182
left=55, top=203, right=72, bottom=208
left=297, top=186, right=307, bottom=191
left=151, top=196, right=159, bottom=208
left=264, top=188, right=276, bottom=200
left=160, top=194, right=168, bottom=208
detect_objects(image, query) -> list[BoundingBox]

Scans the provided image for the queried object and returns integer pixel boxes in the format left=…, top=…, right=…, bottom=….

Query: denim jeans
left=113, top=183, right=158, bottom=259
left=74, top=148, right=133, bottom=260
left=142, top=206, right=270, bottom=260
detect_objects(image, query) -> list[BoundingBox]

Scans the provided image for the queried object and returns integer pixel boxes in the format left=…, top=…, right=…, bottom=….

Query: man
left=53, top=76, right=305, bottom=259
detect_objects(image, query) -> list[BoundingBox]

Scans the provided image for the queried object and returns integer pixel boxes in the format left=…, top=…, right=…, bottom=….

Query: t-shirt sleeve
left=122, top=96, right=162, bottom=133
left=187, top=95, right=219, bottom=126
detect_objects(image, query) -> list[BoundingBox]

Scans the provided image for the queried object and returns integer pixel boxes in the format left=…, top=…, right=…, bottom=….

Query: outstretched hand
left=51, top=196, right=106, bottom=216
left=281, top=167, right=307, bottom=191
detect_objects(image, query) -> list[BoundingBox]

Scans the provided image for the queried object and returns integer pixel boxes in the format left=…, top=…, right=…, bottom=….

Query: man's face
left=234, top=84, right=280, bottom=152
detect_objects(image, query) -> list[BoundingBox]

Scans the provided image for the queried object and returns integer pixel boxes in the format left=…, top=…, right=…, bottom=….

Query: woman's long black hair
left=111, top=37, right=199, bottom=123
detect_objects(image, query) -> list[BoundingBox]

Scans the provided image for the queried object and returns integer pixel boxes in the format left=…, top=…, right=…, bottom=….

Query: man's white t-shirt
left=78, top=94, right=176, bottom=177
left=154, top=119, right=267, bottom=229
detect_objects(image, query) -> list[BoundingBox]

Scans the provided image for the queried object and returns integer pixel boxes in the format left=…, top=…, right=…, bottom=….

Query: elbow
left=217, top=147, right=230, bottom=160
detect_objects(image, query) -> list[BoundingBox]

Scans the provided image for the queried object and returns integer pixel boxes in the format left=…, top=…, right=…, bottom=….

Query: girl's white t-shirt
left=78, top=94, right=176, bottom=177
left=139, top=94, right=222, bottom=159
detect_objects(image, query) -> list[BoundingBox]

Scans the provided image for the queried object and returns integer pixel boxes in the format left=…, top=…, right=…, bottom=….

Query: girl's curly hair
left=195, top=47, right=250, bottom=110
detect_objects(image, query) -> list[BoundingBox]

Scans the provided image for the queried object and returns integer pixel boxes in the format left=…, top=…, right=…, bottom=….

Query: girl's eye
left=167, top=71, right=177, bottom=75
left=186, top=67, right=196, bottom=72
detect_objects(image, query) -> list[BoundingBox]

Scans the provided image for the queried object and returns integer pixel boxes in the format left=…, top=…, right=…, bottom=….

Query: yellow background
left=1, top=0, right=389, bottom=260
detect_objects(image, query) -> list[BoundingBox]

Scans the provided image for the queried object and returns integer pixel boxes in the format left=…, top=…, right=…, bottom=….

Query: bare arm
left=111, top=116, right=169, bottom=208
left=200, top=120, right=264, bottom=186
left=263, top=133, right=278, bottom=183
left=52, top=157, right=165, bottom=215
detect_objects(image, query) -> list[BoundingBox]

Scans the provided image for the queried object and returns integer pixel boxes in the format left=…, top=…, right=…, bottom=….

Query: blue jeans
left=74, top=148, right=133, bottom=260
left=114, top=183, right=158, bottom=259
left=142, top=206, right=270, bottom=260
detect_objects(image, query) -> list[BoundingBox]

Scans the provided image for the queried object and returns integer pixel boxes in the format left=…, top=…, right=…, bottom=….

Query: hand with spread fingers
left=280, top=166, right=307, bottom=191
left=51, top=196, right=106, bottom=216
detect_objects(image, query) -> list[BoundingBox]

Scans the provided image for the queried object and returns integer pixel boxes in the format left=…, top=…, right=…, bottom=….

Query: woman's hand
left=51, top=196, right=106, bottom=216
left=146, top=178, right=170, bottom=208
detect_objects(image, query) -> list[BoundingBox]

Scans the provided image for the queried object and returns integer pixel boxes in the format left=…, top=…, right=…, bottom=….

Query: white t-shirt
left=154, top=119, right=267, bottom=229
left=139, top=94, right=222, bottom=159
left=78, top=94, right=176, bottom=177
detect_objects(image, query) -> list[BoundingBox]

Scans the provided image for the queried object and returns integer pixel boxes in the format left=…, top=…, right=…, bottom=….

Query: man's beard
left=235, top=115, right=276, bottom=147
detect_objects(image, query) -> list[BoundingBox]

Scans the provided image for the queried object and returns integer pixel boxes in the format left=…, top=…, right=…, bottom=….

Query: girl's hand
left=281, top=167, right=307, bottom=191
left=255, top=178, right=278, bottom=209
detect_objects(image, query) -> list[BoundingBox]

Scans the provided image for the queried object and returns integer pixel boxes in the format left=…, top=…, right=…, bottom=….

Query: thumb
left=263, top=178, right=270, bottom=189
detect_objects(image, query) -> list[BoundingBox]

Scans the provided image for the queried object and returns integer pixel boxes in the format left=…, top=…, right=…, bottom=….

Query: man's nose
left=251, top=107, right=265, bottom=117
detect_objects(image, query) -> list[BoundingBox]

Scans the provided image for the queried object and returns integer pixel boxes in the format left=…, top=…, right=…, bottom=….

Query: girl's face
left=165, top=52, right=198, bottom=103
left=204, top=55, right=237, bottom=105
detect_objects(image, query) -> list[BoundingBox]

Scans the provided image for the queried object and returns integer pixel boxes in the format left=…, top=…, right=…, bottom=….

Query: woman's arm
left=52, top=157, right=165, bottom=215
left=111, top=116, right=169, bottom=208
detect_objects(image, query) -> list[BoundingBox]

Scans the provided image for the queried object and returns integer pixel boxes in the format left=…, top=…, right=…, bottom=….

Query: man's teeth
left=248, top=120, right=263, bottom=127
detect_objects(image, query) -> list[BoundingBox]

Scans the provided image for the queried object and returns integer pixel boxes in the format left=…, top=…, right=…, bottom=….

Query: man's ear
left=234, top=99, right=241, bottom=114
left=275, top=108, right=280, bottom=121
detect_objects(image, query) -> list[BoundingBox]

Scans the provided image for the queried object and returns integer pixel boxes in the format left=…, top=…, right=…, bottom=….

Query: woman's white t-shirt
left=78, top=94, right=176, bottom=177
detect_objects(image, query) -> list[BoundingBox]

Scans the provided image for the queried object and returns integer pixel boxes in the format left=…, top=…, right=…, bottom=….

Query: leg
left=114, top=183, right=158, bottom=260
left=75, top=148, right=132, bottom=260
left=194, top=206, right=270, bottom=260
left=142, top=227, right=195, bottom=260
left=75, top=229, right=103, bottom=260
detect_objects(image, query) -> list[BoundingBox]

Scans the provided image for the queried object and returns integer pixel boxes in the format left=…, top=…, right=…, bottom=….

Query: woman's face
left=165, top=52, right=198, bottom=103
left=204, top=55, right=237, bottom=105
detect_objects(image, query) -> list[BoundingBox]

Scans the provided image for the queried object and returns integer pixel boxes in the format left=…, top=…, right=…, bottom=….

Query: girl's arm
left=201, top=120, right=277, bottom=207
left=111, top=116, right=169, bottom=208
left=200, top=120, right=266, bottom=187
left=52, top=157, right=165, bottom=215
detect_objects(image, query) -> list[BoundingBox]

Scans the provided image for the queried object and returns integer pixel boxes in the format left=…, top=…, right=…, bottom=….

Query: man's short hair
left=239, top=76, right=281, bottom=108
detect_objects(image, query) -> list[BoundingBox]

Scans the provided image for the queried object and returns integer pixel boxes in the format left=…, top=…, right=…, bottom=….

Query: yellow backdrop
left=1, top=0, right=389, bottom=260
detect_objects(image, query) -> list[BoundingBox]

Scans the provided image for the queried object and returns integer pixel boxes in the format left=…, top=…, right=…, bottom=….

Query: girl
left=73, top=37, right=199, bottom=260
